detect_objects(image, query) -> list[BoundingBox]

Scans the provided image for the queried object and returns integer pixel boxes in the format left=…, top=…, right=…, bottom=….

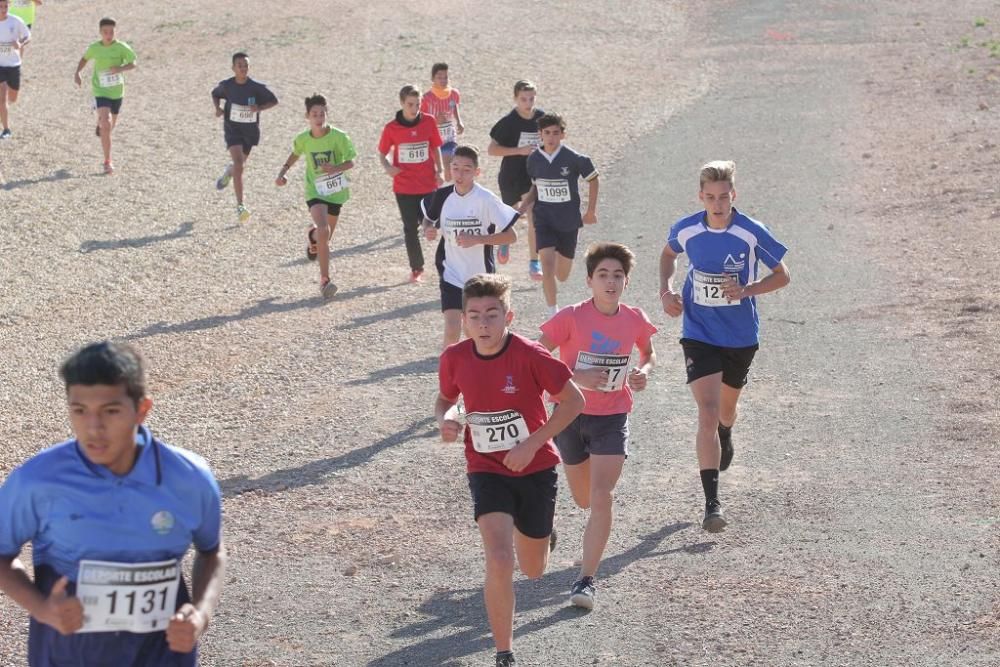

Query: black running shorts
left=680, top=338, right=759, bottom=388
left=467, top=467, right=557, bottom=539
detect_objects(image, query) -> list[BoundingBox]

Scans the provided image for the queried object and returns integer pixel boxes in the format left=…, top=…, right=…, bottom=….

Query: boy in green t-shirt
left=73, top=17, right=136, bottom=175
left=275, top=94, right=356, bottom=300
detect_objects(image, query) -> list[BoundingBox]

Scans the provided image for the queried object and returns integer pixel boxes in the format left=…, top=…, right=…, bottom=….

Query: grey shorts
left=555, top=412, right=629, bottom=465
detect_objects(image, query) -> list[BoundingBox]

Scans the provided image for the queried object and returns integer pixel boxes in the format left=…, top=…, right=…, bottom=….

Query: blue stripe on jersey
left=666, top=208, right=788, bottom=347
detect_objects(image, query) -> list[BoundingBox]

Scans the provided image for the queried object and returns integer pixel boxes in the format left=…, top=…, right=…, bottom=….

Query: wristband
left=659, top=290, right=674, bottom=299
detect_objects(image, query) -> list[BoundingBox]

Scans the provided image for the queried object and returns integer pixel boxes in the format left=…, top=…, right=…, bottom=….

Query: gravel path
left=0, top=1, right=997, bottom=666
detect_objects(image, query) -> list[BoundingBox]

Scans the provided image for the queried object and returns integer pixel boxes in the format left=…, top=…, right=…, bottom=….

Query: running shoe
left=409, top=268, right=424, bottom=284
left=103, top=161, right=115, bottom=175
left=237, top=204, right=250, bottom=223
left=216, top=169, right=232, bottom=191
left=702, top=500, right=727, bottom=533
left=570, top=576, right=596, bottom=610
left=529, top=259, right=543, bottom=281
left=719, top=425, right=734, bottom=471
left=320, top=277, right=338, bottom=299
left=306, top=226, right=318, bottom=261
left=0, top=128, right=11, bottom=140
left=497, top=244, right=511, bottom=264
left=495, top=651, right=516, bottom=667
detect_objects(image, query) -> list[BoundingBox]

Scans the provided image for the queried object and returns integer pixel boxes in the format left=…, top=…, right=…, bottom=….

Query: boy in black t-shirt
left=488, top=80, right=544, bottom=281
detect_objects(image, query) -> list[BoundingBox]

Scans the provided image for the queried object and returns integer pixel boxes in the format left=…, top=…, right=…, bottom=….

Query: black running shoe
left=719, top=425, right=734, bottom=471
left=549, top=527, right=557, bottom=553
left=703, top=500, right=727, bottom=533
left=570, top=576, right=595, bottom=610
left=496, top=650, right=516, bottom=666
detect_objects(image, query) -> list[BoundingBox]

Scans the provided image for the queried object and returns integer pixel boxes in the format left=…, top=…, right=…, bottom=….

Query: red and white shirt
left=439, top=333, right=572, bottom=476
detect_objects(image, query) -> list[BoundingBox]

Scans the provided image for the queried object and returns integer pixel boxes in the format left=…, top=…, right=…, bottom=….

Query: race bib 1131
left=76, top=559, right=180, bottom=634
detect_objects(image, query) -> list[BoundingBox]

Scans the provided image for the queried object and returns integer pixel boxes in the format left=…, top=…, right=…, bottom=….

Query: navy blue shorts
left=533, top=219, right=579, bottom=259
left=441, top=141, right=458, bottom=156
left=224, top=123, right=260, bottom=154
left=94, top=97, right=123, bottom=115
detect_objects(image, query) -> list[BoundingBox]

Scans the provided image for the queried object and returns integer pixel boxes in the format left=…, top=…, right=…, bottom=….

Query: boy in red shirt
left=539, top=242, right=657, bottom=610
left=436, top=273, right=584, bottom=667
left=420, top=62, right=464, bottom=177
left=378, top=84, right=443, bottom=282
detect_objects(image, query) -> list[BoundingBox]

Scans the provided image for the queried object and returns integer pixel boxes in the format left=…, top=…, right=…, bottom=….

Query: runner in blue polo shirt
left=0, top=341, right=226, bottom=666
left=659, top=160, right=790, bottom=533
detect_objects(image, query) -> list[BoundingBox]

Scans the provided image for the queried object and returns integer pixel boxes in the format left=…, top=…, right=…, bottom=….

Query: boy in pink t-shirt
left=538, top=242, right=657, bottom=611
left=420, top=62, right=464, bottom=177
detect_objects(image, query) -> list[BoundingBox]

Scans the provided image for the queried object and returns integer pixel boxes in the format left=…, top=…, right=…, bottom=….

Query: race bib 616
left=399, top=141, right=429, bottom=164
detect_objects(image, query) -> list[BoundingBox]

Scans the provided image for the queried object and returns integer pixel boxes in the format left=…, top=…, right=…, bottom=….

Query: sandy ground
left=0, top=0, right=997, bottom=665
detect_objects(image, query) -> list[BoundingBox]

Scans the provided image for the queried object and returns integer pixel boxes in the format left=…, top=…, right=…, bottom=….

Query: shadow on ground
left=79, top=222, right=195, bottom=253
left=219, top=417, right=437, bottom=496
left=1, top=168, right=75, bottom=191
left=368, top=522, right=709, bottom=666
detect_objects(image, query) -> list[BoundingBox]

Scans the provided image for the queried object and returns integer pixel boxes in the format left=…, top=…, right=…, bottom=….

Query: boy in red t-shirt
left=420, top=62, right=464, bottom=177
left=436, top=273, right=584, bottom=667
left=538, top=242, right=657, bottom=611
left=378, top=84, right=444, bottom=282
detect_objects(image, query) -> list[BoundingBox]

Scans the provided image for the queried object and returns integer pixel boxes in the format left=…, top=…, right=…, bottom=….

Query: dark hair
left=99, top=17, right=117, bottom=28
left=462, top=274, right=512, bottom=312
left=537, top=113, right=565, bottom=132
left=585, top=242, right=636, bottom=277
left=232, top=52, right=249, bottom=65
left=452, top=144, right=479, bottom=167
left=304, top=93, right=327, bottom=112
left=60, top=341, right=147, bottom=405
left=513, top=79, right=536, bottom=96
left=431, top=62, right=448, bottom=78
left=399, top=84, right=420, bottom=102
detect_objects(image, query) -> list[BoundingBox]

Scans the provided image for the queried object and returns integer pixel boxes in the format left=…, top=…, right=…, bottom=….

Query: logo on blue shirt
left=150, top=511, right=175, bottom=535
left=723, top=253, right=746, bottom=273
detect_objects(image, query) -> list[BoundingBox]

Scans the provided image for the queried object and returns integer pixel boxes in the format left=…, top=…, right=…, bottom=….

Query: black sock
left=718, top=423, right=732, bottom=440
left=700, top=469, right=719, bottom=504
left=497, top=650, right=514, bottom=658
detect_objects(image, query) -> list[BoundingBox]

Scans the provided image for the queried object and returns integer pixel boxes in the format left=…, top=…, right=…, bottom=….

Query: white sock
left=548, top=304, right=558, bottom=317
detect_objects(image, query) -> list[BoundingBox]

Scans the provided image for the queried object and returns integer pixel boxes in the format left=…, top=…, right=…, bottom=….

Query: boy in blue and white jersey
left=523, top=113, right=599, bottom=317
left=659, top=160, right=790, bottom=533
left=0, top=341, right=226, bottom=666
left=422, top=145, right=519, bottom=349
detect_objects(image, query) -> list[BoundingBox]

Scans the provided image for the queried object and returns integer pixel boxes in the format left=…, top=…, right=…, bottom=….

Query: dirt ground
left=0, top=1, right=997, bottom=666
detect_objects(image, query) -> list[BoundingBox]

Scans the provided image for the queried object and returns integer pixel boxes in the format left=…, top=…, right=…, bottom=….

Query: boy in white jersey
left=0, top=0, right=31, bottom=140
left=539, top=242, right=656, bottom=609
left=422, top=145, right=518, bottom=349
